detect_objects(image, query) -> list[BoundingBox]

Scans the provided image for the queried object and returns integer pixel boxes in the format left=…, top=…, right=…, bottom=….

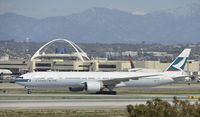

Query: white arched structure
left=31, top=39, right=90, bottom=61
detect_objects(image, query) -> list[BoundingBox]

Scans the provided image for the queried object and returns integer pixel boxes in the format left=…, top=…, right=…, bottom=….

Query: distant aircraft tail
left=128, top=54, right=135, bottom=68
left=165, top=48, right=191, bottom=72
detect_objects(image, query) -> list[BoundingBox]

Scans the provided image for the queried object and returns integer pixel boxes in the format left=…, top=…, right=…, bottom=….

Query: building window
left=56, top=64, right=73, bottom=66
left=99, top=64, right=116, bottom=68
left=79, top=65, right=89, bottom=67
left=35, top=63, right=51, bottom=67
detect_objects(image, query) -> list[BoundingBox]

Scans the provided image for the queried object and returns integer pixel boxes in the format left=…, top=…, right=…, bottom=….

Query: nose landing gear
left=25, top=87, right=32, bottom=94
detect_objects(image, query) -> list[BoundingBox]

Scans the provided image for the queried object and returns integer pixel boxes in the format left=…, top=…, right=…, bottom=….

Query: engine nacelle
left=84, top=81, right=103, bottom=93
left=69, top=87, right=84, bottom=92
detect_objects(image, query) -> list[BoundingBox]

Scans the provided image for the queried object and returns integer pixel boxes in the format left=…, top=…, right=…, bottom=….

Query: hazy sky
left=0, top=0, right=199, bottom=18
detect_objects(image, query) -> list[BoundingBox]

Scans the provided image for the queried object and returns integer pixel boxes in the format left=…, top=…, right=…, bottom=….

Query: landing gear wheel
left=27, top=89, right=31, bottom=94
left=96, top=91, right=117, bottom=95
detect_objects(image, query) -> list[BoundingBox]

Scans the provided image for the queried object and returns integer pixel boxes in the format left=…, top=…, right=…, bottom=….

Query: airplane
left=0, top=69, right=12, bottom=83
left=15, top=48, right=191, bottom=94
left=0, top=69, right=12, bottom=75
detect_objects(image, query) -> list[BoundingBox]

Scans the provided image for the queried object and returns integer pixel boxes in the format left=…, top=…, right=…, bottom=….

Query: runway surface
left=0, top=94, right=199, bottom=110
left=1, top=83, right=200, bottom=110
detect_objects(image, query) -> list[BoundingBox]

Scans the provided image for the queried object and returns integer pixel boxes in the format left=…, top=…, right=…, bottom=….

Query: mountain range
left=0, top=5, right=200, bottom=44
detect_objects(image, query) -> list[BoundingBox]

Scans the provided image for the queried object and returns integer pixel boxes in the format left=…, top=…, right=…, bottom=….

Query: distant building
left=0, top=54, right=9, bottom=61
left=145, top=52, right=167, bottom=57
left=106, top=51, right=138, bottom=59
left=105, top=52, right=120, bottom=58
left=121, top=51, right=138, bottom=57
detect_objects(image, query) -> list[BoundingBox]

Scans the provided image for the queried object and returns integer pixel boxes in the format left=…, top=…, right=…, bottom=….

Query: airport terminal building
left=0, top=39, right=199, bottom=77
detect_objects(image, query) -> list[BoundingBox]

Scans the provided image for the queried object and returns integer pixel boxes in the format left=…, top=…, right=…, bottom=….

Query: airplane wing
left=128, top=68, right=143, bottom=72
left=102, top=74, right=160, bottom=86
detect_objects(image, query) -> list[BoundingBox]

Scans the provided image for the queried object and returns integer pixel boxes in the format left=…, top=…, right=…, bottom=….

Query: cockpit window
left=16, top=76, right=23, bottom=79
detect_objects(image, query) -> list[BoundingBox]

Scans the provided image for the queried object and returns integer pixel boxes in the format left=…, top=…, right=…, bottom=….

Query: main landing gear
left=96, top=86, right=117, bottom=95
left=96, top=91, right=117, bottom=95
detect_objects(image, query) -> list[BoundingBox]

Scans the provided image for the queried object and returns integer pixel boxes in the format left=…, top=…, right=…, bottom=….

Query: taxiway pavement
left=0, top=94, right=199, bottom=110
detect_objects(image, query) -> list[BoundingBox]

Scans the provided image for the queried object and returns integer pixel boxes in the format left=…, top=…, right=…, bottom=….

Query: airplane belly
left=125, top=79, right=159, bottom=87
left=124, top=78, right=173, bottom=87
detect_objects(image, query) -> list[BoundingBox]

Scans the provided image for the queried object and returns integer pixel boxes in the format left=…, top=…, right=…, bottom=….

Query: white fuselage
left=15, top=71, right=183, bottom=88
left=0, top=69, right=12, bottom=75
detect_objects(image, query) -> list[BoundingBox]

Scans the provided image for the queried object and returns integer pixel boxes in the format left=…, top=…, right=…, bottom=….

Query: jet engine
left=69, top=87, right=84, bottom=92
left=84, top=81, right=103, bottom=93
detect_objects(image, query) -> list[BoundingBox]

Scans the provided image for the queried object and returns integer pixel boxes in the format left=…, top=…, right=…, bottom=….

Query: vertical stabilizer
left=165, top=48, right=191, bottom=72
left=129, top=54, right=135, bottom=68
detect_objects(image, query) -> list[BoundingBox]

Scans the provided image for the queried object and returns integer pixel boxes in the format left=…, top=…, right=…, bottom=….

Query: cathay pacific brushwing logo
left=167, top=57, right=187, bottom=71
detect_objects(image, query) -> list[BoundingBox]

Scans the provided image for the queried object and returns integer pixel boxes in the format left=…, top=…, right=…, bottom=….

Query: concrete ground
left=0, top=83, right=200, bottom=110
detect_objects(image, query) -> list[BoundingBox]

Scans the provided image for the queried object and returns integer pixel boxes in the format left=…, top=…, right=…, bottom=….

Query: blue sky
left=0, top=0, right=199, bottom=18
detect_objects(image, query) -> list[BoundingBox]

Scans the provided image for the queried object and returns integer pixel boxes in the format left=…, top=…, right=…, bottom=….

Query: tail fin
left=165, top=48, right=191, bottom=72
left=128, top=54, right=135, bottom=68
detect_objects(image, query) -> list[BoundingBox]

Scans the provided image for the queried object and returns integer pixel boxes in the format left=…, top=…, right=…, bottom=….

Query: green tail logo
left=166, top=57, right=187, bottom=71
left=165, top=48, right=191, bottom=72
